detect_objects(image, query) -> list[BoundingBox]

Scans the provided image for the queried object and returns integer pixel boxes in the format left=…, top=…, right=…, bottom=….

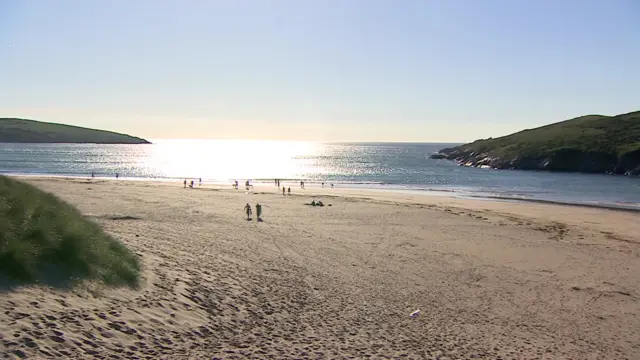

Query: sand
left=1, top=178, right=639, bottom=359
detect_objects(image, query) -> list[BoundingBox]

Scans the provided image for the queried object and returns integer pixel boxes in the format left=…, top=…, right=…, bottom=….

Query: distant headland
left=431, top=110, right=640, bottom=176
left=0, top=118, right=150, bottom=144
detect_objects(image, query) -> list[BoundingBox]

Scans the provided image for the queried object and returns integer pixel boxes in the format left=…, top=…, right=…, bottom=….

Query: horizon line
left=148, top=138, right=466, bottom=144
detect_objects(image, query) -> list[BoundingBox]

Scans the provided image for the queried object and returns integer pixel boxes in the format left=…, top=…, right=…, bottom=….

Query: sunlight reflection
left=142, top=139, right=325, bottom=181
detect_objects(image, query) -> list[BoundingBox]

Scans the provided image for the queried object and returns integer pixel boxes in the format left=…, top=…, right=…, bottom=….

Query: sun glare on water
left=141, top=139, right=325, bottom=181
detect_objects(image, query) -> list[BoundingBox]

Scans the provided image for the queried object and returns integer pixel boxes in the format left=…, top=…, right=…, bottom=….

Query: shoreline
left=461, top=194, right=640, bottom=213
left=7, top=173, right=640, bottom=213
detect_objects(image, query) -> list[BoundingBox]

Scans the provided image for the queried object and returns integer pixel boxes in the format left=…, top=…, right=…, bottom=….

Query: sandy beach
left=1, top=177, right=639, bottom=359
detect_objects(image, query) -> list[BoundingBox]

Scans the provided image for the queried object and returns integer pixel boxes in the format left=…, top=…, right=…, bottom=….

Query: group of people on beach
left=244, top=202, right=262, bottom=221
left=231, top=180, right=252, bottom=190
left=90, top=172, right=119, bottom=179
left=183, top=178, right=202, bottom=188
left=175, top=177, right=334, bottom=221
left=275, top=179, right=293, bottom=196
left=274, top=179, right=332, bottom=190
left=177, top=178, right=333, bottom=191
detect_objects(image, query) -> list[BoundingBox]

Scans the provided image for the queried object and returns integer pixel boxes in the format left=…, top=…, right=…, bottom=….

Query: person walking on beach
left=287, top=187, right=291, bottom=196
left=282, top=186, right=285, bottom=196
left=244, top=203, right=252, bottom=220
left=91, top=172, right=95, bottom=179
left=256, top=203, right=262, bottom=221
left=199, top=178, right=202, bottom=187
left=183, top=179, right=187, bottom=188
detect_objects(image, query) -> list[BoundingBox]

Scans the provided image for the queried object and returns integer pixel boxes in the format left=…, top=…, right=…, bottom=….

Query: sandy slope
left=1, top=178, right=639, bottom=359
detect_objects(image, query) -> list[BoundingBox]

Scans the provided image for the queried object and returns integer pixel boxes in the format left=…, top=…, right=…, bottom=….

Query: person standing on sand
left=91, top=172, right=95, bottom=179
left=282, top=186, right=285, bottom=196
left=183, top=179, right=187, bottom=188
left=288, top=187, right=291, bottom=195
left=244, top=203, right=252, bottom=220
left=256, top=203, right=262, bottom=221
left=199, top=178, right=202, bottom=187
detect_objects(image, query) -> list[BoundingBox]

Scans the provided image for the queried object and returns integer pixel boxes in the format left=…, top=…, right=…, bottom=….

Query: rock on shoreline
left=430, top=147, right=640, bottom=175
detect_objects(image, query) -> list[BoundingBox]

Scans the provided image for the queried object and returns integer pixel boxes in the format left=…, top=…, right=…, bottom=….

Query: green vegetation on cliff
left=437, top=111, right=640, bottom=174
left=0, top=176, right=140, bottom=287
left=0, top=118, right=150, bottom=144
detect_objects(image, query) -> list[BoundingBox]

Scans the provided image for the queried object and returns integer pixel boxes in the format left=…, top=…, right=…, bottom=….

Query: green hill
left=434, top=110, right=640, bottom=175
left=0, top=118, right=150, bottom=144
left=0, top=176, right=140, bottom=287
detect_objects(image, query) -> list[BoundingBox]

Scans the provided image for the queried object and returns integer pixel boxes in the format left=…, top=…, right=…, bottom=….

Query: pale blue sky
left=1, top=0, right=638, bottom=142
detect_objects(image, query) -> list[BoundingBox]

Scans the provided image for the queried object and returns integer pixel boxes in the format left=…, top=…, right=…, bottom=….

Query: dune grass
left=0, top=176, right=140, bottom=288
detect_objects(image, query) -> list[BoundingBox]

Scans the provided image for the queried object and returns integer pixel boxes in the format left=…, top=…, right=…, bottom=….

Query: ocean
left=1, top=140, right=638, bottom=210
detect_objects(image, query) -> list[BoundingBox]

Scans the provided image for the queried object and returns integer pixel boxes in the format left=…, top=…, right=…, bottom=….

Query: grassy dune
left=0, top=176, right=140, bottom=287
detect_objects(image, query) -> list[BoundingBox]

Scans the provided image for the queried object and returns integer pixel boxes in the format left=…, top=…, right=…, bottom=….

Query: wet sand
left=1, top=178, right=639, bottom=359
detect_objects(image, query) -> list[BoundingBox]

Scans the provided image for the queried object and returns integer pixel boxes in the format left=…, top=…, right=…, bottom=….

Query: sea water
left=1, top=140, right=638, bottom=209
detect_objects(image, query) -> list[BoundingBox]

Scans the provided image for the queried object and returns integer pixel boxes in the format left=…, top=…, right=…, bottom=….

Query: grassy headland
left=435, top=110, right=640, bottom=174
left=0, top=176, right=140, bottom=287
left=0, top=118, right=150, bottom=144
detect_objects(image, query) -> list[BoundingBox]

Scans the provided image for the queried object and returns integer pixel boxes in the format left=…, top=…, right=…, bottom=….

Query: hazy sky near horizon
left=1, top=0, right=638, bottom=142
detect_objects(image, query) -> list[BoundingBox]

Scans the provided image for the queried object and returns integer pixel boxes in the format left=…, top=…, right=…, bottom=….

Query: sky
left=0, top=0, right=638, bottom=142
